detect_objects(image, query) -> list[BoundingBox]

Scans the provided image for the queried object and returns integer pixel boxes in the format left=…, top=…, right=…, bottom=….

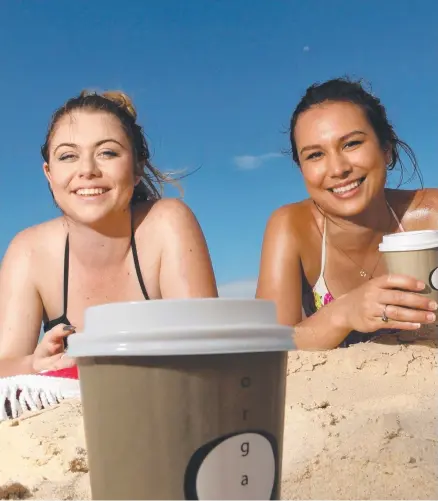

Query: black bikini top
left=43, top=226, right=149, bottom=333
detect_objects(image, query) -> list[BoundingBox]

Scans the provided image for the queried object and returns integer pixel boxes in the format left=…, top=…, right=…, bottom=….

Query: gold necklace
left=330, top=241, right=382, bottom=279
left=326, top=206, right=395, bottom=279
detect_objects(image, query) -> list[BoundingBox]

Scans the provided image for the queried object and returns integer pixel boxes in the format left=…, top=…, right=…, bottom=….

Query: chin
left=330, top=203, right=368, bottom=218
left=314, top=192, right=373, bottom=218
left=57, top=192, right=132, bottom=225
left=61, top=205, right=116, bottom=226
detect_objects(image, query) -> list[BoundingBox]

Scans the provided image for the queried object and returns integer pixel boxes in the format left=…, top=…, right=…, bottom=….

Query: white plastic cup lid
left=379, top=230, right=438, bottom=252
left=67, top=298, right=295, bottom=357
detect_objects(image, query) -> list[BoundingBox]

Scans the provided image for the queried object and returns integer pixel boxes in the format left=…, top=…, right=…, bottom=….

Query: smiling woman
left=256, top=77, right=438, bottom=350
left=0, top=90, right=218, bottom=376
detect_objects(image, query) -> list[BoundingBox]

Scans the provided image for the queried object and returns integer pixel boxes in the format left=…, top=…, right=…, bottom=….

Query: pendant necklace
left=327, top=204, right=395, bottom=280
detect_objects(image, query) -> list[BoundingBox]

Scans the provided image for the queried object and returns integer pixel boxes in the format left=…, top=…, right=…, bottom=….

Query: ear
left=43, top=162, right=52, bottom=185
left=384, top=144, right=392, bottom=166
left=134, top=162, right=144, bottom=186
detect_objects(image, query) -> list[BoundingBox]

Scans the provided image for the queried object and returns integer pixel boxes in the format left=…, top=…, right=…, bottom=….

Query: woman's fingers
left=376, top=303, right=436, bottom=325
left=376, top=287, right=437, bottom=326
left=376, top=320, right=423, bottom=332
left=51, top=324, right=75, bottom=340
left=45, top=324, right=75, bottom=353
left=380, top=289, right=438, bottom=312
left=50, top=354, right=76, bottom=371
left=370, top=276, right=438, bottom=327
left=37, top=353, right=76, bottom=372
left=376, top=274, right=425, bottom=292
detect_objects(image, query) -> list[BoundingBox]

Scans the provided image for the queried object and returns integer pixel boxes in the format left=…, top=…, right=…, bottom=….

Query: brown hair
left=289, top=77, right=422, bottom=187
left=41, top=90, right=180, bottom=203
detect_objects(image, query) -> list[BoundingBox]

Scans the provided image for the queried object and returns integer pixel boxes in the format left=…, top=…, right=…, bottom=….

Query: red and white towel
left=0, top=366, right=80, bottom=422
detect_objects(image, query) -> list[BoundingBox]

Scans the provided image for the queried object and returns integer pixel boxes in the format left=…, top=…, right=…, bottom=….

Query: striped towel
left=0, top=366, right=80, bottom=422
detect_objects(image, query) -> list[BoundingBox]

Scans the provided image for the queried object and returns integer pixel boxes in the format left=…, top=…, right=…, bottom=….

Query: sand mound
left=0, top=339, right=436, bottom=500
left=282, top=339, right=438, bottom=500
left=0, top=400, right=90, bottom=500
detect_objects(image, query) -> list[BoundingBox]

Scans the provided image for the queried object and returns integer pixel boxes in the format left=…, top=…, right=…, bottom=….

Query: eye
left=59, top=153, right=76, bottom=161
left=429, top=267, right=438, bottom=291
left=99, top=150, right=117, bottom=158
left=306, top=151, right=323, bottom=160
left=343, top=140, right=363, bottom=150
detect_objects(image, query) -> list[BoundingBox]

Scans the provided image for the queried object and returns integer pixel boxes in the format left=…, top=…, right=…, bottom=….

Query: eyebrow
left=53, top=139, right=126, bottom=155
left=299, top=130, right=367, bottom=155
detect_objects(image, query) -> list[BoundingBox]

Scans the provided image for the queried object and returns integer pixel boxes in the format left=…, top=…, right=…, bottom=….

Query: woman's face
left=294, top=101, right=390, bottom=217
left=44, top=110, right=140, bottom=225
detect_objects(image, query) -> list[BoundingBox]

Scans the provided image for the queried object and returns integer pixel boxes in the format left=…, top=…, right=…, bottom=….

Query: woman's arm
left=0, top=230, right=43, bottom=375
left=257, top=205, right=435, bottom=350
left=156, top=199, right=218, bottom=298
left=256, top=206, right=353, bottom=350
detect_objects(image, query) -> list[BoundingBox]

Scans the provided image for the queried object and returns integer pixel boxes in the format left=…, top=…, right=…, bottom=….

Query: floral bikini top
left=302, top=203, right=405, bottom=346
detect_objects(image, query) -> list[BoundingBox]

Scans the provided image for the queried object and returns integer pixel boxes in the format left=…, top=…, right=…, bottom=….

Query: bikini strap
left=386, top=201, right=405, bottom=232
left=63, top=235, right=70, bottom=315
left=320, top=217, right=327, bottom=274
left=318, top=202, right=402, bottom=284
left=63, top=221, right=149, bottom=317
left=130, top=219, right=150, bottom=300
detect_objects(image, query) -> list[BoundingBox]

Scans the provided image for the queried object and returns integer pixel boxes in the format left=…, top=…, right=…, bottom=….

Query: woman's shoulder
left=412, top=187, right=438, bottom=208
left=132, top=198, right=203, bottom=248
left=260, top=199, right=320, bottom=261
left=133, top=198, right=196, bottom=227
left=265, top=199, right=317, bottom=235
left=5, top=218, right=65, bottom=257
left=389, top=188, right=438, bottom=228
left=1, top=218, right=65, bottom=286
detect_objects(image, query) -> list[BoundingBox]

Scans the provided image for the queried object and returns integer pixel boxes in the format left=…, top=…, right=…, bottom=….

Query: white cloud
left=233, top=152, right=282, bottom=170
left=218, top=279, right=257, bottom=298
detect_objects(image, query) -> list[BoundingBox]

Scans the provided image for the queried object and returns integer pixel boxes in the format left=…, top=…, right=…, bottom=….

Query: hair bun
left=102, top=91, right=137, bottom=120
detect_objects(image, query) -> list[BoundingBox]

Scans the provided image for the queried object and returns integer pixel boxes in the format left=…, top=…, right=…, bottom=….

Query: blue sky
left=0, top=0, right=437, bottom=297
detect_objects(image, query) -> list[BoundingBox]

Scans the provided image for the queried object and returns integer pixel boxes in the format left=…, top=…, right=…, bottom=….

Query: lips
left=328, top=177, right=366, bottom=194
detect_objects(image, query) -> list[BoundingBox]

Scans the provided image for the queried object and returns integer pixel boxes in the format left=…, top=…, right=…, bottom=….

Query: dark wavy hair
left=289, top=77, right=422, bottom=187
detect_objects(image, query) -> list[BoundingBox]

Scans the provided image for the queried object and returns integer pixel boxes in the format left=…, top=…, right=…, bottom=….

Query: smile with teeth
left=329, top=177, right=365, bottom=194
left=75, top=188, right=109, bottom=196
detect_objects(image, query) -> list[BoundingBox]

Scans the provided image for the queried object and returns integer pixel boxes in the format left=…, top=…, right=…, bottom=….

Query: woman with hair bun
left=0, top=90, right=217, bottom=376
left=256, top=77, right=438, bottom=350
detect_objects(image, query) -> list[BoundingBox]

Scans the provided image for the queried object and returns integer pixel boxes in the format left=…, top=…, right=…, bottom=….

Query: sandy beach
left=0, top=338, right=436, bottom=500
left=282, top=337, right=438, bottom=500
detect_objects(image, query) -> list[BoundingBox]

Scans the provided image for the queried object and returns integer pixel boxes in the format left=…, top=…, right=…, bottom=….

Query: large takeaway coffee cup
left=67, top=299, right=294, bottom=500
left=379, top=230, right=438, bottom=336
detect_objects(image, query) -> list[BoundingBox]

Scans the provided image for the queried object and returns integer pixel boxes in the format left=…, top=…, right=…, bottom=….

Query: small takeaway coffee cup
left=379, top=230, right=438, bottom=337
left=68, top=298, right=294, bottom=500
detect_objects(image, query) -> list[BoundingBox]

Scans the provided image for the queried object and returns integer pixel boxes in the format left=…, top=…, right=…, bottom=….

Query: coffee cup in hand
left=379, top=230, right=438, bottom=339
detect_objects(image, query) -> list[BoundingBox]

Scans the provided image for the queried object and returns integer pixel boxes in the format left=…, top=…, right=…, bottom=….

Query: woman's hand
left=341, top=274, right=437, bottom=333
left=32, top=324, right=76, bottom=373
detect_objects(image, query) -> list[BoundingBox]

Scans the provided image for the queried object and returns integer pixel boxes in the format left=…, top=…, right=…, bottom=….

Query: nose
left=326, top=151, right=353, bottom=179
left=77, top=154, right=101, bottom=178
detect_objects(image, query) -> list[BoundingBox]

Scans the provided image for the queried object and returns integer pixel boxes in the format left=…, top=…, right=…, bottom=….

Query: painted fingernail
left=429, top=301, right=438, bottom=310
left=427, top=313, right=436, bottom=322
left=63, top=325, right=75, bottom=331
